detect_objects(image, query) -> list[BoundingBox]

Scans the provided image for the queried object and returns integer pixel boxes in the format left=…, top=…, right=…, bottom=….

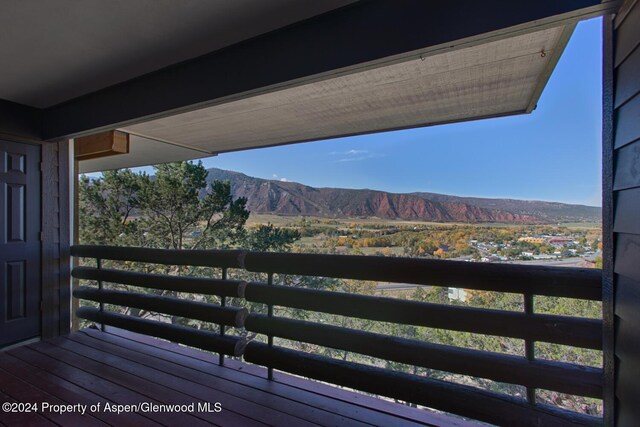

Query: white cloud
left=330, top=149, right=368, bottom=156
left=280, top=178, right=289, bottom=182
left=327, top=148, right=384, bottom=162
left=337, top=152, right=385, bottom=163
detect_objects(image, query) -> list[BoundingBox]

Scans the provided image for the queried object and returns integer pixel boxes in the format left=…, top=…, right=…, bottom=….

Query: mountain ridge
left=206, top=168, right=601, bottom=224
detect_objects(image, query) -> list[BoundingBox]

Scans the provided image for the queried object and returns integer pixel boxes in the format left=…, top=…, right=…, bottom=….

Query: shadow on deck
left=0, top=328, right=476, bottom=426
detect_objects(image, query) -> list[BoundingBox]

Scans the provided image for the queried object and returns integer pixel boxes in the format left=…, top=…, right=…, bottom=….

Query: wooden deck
left=0, top=328, right=477, bottom=427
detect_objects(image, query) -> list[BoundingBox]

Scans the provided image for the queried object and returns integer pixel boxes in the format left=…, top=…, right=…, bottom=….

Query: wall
left=610, top=0, right=640, bottom=425
left=41, top=141, right=71, bottom=338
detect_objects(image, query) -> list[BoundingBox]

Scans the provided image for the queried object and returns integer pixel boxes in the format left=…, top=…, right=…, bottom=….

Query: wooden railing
left=71, top=245, right=603, bottom=427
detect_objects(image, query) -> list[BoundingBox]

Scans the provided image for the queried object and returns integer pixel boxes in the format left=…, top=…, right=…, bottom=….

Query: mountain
left=206, top=168, right=601, bottom=224
left=410, top=192, right=601, bottom=223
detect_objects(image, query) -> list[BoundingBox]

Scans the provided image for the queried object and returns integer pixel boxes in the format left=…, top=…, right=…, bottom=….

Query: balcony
left=2, top=245, right=603, bottom=426
left=3, top=328, right=471, bottom=427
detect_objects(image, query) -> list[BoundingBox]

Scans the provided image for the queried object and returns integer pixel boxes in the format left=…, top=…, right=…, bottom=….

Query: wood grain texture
left=0, top=329, right=474, bottom=426
left=77, top=307, right=246, bottom=356
left=245, top=314, right=602, bottom=397
left=244, top=342, right=601, bottom=427
left=74, top=130, right=129, bottom=160
left=614, top=233, right=640, bottom=282
left=72, top=245, right=243, bottom=268
left=41, top=143, right=60, bottom=339
left=615, top=317, right=640, bottom=361
left=613, top=139, right=640, bottom=190
left=74, top=286, right=248, bottom=327
left=73, top=266, right=246, bottom=297
left=614, top=187, right=640, bottom=234
left=614, top=0, right=640, bottom=66
left=0, top=99, right=42, bottom=141
left=44, top=338, right=277, bottom=427
left=602, top=15, right=616, bottom=426
left=62, top=334, right=334, bottom=427
left=40, top=141, right=71, bottom=339
left=58, top=140, right=71, bottom=335
left=97, top=327, right=460, bottom=427
left=615, top=43, right=640, bottom=108
left=613, top=3, right=640, bottom=423
left=23, top=342, right=215, bottom=427
left=0, top=351, right=153, bottom=427
left=614, top=91, right=640, bottom=148
left=245, top=282, right=602, bottom=349
left=615, top=274, right=640, bottom=325
left=244, top=251, right=601, bottom=299
left=0, top=365, right=106, bottom=426
left=8, top=344, right=197, bottom=425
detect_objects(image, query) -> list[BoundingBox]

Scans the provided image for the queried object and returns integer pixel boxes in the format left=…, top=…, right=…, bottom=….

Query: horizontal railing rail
left=243, top=251, right=602, bottom=300
left=243, top=314, right=602, bottom=398
left=72, top=245, right=604, bottom=427
left=78, top=307, right=245, bottom=356
left=73, top=267, right=247, bottom=297
left=71, top=245, right=602, bottom=299
left=72, top=245, right=244, bottom=268
left=74, top=287, right=248, bottom=327
left=243, top=343, right=599, bottom=427
left=244, top=282, right=602, bottom=349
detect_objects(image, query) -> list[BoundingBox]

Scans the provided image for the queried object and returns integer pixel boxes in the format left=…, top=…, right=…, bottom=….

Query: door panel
left=0, top=140, right=41, bottom=347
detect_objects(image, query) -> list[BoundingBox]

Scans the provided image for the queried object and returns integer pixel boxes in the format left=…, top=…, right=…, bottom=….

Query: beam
left=43, top=0, right=616, bottom=140
left=0, top=98, right=42, bottom=141
left=74, top=130, right=129, bottom=160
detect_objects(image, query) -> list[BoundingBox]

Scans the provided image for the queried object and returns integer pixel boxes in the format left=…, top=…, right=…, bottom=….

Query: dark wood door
left=0, top=140, right=41, bottom=347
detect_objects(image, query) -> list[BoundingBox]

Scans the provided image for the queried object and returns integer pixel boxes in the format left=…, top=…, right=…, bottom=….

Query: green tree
left=248, top=223, right=300, bottom=252
left=135, top=162, right=249, bottom=250
left=78, top=161, right=302, bottom=326
left=80, top=161, right=303, bottom=252
left=79, top=169, right=145, bottom=245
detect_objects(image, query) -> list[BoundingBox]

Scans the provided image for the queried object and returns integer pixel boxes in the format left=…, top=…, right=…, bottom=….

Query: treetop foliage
left=79, top=161, right=299, bottom=252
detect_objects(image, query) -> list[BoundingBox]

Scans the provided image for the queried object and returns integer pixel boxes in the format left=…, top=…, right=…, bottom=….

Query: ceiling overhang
left=114, top=25, right=573, bottom=160
left=0, top=0, right=621, bottom=161
left=0, top=0, right=357, bottom=109
left=78, top=134, right=210, bottom=173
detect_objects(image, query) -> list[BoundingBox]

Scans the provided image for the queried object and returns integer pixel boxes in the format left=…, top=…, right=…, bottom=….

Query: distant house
left=448, top=288, right=467, bottom=302
left=518, top=237, right=546, bottom=244
left=549, top=237, right=574, bottom=246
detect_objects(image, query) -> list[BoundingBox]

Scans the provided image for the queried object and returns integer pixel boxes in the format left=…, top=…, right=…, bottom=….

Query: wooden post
left=71, top=158, right=81, bottom=331
left=524, top=293, right=536, bottom=404
left=97, top=258, right=105, bottom=332
left=267, top=272, right=274, bottom=381
left=219, top=267, right=228, bottom=366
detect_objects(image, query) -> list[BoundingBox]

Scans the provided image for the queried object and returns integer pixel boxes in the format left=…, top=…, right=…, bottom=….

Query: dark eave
left=0, top=99, right=42, bottom=142
left=41, top=0, right=616, bottom=141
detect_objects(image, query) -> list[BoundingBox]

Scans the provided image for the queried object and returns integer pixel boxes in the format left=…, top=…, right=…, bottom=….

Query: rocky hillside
left=205, top=168, right=600, bottom=224
left=411, top=192, right=601, bottom=223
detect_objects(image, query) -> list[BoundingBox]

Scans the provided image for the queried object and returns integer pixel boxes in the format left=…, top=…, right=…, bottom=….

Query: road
left=503, top=258, right=589, bottom=268
left=376, top=282, right=430, bottom=291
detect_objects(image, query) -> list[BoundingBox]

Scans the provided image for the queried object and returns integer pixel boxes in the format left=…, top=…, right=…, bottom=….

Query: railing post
left=97, top=258, right=105, bottom=332
left=267, top=272, right=274, bottom=381
left=219, top=267, right=228, bottom=366
left=524, top=292, right=535, bottom=404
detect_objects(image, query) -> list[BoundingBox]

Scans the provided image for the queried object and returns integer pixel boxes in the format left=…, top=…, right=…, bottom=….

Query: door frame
left=40, top=141, right=72, bottom=339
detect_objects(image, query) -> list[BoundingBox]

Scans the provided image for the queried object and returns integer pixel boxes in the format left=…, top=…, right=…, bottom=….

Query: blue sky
left=177, top=18, right=603, bottom=206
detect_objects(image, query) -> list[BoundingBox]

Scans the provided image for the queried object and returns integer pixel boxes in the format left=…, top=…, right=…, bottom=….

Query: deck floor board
left=70, top=331, right=362, bottom=427
left=0, top=352, right=154, bottom=427
left=0, top=329, right=478, bottom=426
